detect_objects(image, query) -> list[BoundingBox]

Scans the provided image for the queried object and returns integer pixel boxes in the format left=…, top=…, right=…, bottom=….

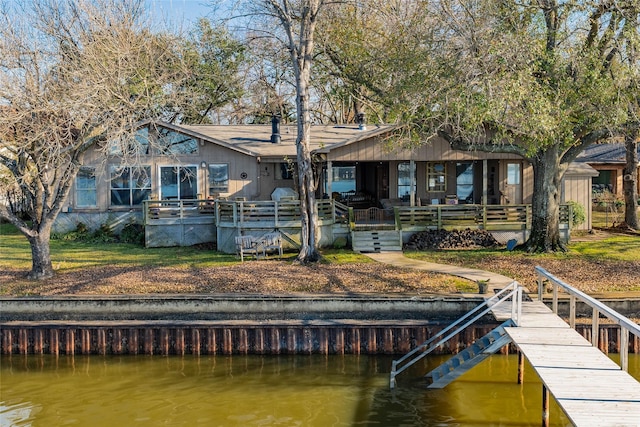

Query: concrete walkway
left=364, top=252, right=516, bottom=293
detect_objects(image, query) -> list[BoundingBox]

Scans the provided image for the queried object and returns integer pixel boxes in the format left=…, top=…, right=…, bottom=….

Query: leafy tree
left=0, top=0, right=193, bottom=279
left=179, top=18, right=246, bottom=124
left=321, top=0, right=639, bottom=251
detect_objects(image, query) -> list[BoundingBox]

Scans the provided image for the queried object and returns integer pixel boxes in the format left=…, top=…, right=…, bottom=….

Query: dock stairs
left=351, top=230, right=402, bottom=252
left=390, top=282, right=523, bottom=389
left=425, top=319, right=514, bottom=388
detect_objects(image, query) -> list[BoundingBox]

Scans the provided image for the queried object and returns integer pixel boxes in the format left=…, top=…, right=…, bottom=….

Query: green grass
left=404, top=234, right=640, bottom=264
left=0, top=223, right=372, bottom=273
left=592, top=206, right=640, bottom=228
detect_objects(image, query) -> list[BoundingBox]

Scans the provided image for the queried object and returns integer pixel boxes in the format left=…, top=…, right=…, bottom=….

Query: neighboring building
left=53, top=119, right=597, bottom=248
left=576, top=142, right=640, bottom=198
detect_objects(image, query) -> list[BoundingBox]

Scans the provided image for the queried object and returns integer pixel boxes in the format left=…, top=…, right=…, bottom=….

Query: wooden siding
left=562, top=176, right=593, bottom=231
left=326, top=136, right=525, bottom=162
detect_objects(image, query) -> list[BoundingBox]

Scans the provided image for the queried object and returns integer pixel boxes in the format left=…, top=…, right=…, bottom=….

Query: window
left=507, top=163, right=521, bottom=185
left=158, top=128, right=198, bottom=155
left=277, top=163, right=294, bottom=180
left=76, top=167, right=96, bottom=207
left=108, top=127, right=151, bottom=156
left=397, top=162, right=416, bottom=200
left=427, top=162, right=446, bottom=192
left=208, top=163, right=229, bottom=195
left=159, top=166, right=198, bottom=200
left=110, top=166, right=151, bottom=206
left=330, top=166, right=356, bottom=194
left=456, top=162, right=474, bottom=203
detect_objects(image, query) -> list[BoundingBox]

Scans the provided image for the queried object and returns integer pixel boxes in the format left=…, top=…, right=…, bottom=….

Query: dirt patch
left=0, top=262, right=468, bottom=296
left=464, top=256, right=640, bottom=294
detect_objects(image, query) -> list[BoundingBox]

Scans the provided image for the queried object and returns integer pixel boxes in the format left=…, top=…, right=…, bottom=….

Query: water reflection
left=1, top=354, right=637, bottom=426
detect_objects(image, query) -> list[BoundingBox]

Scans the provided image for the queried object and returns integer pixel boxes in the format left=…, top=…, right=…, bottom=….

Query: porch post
left=410, top=159, right=415, bottom=206
left=327, top=160, right=333, bottom=197
left=482, top=159, right=488, bottom=205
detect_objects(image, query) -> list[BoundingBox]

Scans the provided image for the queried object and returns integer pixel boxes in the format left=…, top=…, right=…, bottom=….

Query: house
left=54, top=119, right=597, bottom=251
left=575, top=142, right=640, bottom=199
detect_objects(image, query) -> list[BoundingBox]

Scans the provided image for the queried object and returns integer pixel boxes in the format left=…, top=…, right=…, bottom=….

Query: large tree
left=179, top=18, right=246, bottom=124
left=320, top=0, right=639, bottom=251
left=244, top=0, right=330, bottom=263
left=0, top=0, right=193, bottom=279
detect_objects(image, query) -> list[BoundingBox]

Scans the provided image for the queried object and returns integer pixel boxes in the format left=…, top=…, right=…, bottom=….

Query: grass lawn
left=1, top=222, right=638, bottom=295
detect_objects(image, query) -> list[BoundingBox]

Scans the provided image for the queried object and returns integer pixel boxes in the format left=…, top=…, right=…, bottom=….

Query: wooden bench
left=235, top=236, right=264, bottom=262
left=261, top=232, right=283, bottom=259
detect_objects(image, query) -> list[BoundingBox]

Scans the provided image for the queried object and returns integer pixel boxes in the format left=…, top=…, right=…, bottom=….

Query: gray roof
left=171, top=123, right=394, bottom=159
left=576, top=143, right=639, bottom=164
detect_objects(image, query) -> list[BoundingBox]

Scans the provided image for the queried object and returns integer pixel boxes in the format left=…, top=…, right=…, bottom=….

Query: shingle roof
left=174, top=123, right=394, bottom=159
left=576, top=143, right=639, bottom=164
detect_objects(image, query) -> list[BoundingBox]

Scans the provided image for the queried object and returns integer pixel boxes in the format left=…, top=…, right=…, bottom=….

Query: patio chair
left=235, top=235, right=264, bottom=262
left=262, top=232, right=283, bottom=259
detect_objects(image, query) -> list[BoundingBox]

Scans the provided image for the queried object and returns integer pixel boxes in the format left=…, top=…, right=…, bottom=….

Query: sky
left=146, top=0, right=229, bottom=28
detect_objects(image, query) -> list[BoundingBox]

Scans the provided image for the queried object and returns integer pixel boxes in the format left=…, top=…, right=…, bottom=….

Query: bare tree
left=0, top=0, right=193, bottom=279
left=242, top=0, right=329, bottom=262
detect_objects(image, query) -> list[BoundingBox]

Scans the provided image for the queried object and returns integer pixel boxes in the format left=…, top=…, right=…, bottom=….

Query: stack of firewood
left=404, top=229, right=500, bottom=250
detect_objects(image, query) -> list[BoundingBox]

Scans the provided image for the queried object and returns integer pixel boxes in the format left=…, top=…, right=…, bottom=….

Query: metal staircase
left=389, top=282, right=523, bottom=389
left=425, top=319, right=514, bottom=388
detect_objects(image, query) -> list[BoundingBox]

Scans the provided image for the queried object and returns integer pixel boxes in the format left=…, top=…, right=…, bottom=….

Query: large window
left=158, top=128, right=198, bottom=155
left=110, top=166, right=152, bottom=206
left=208, top=163, right=229, bottom=195
left=108, top=127, right=151, bottom=156
left=160, top=166, right=198, bottom=200
left=427, top=162, right=446, bottom=192
left=456, top=162, right=474, bottom=203
left=76, top=167, right=96, bottom=207
left=397, top=162, right=416, bottom=200
left=329, top=166, right=356, bottom=194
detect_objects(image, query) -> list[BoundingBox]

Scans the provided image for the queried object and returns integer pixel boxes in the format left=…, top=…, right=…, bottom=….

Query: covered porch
left=322, top=158, right=526, bottom=210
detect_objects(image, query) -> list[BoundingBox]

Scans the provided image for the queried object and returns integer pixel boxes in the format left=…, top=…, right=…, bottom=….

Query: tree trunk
left=623, top=131, right=639, bottom=230
left=523, top=147, right=566, bottom=252
left=294, top=47, right=321, bottom=263
left=26, top=225, right=54, bottom=280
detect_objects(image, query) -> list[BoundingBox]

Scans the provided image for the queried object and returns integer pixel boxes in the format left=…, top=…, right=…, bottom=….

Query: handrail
left=390, top=281, right=522, bottom=388
left=535, top=266, right=640, bottom=372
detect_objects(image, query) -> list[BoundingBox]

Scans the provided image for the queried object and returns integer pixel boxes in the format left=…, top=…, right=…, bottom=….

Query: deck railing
left=215, top=199, right=337, bottom=228
left=392, top=204, right=571, bottom=231
left=143, top=199, right=215, bottom=222
left=144, top=199, right=571, bottom=232
left=535, top=266, right=640, bottom=372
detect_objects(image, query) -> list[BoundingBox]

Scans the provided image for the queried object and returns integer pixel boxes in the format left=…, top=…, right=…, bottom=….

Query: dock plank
left=499, top=301, right=640, bottom=427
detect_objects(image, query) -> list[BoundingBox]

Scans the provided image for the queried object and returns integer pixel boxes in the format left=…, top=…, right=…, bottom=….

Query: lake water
left=1, top=354, right=638, bottom=426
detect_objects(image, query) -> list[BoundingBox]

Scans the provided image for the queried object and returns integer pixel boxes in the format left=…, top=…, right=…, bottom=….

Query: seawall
left=1, top=295, right=638, bottom=356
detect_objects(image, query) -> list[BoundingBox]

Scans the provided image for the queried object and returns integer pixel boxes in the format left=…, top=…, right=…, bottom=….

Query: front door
left=376, top=163, right=389, bottom=202
left=502, top=162, right=522, bottom=204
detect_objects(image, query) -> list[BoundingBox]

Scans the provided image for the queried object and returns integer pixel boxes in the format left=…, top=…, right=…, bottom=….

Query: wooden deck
left=492, top=300, right=640, bottom=427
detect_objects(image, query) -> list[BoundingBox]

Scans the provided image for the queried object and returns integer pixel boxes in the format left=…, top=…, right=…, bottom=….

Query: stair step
left=352, top=230, right=402, bottom=253
left=425, top=320, right=514, bottom=388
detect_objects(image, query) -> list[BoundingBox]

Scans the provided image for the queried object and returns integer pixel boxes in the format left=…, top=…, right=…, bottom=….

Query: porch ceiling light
left=200, top=161, right=207, bottom=169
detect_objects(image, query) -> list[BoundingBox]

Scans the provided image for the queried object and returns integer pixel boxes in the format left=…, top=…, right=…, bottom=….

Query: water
left=1, top=354, right=638, bottom=426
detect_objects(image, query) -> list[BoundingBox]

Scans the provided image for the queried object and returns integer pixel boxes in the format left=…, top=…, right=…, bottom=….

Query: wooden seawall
left=1, top=320, right=637, bottom=356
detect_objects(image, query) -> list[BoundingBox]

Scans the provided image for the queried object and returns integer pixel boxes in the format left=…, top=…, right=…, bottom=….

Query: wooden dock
left=493, top=300, right=640, bottom=427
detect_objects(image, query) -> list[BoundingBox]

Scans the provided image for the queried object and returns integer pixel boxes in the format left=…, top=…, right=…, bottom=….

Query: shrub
left=567, top=201, right=585, bottom=228
left=119, top=223, right=145, bottom=245
left=52, top=222, right=90, bottom=241
left=333, top=236, right=348, bottom=249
